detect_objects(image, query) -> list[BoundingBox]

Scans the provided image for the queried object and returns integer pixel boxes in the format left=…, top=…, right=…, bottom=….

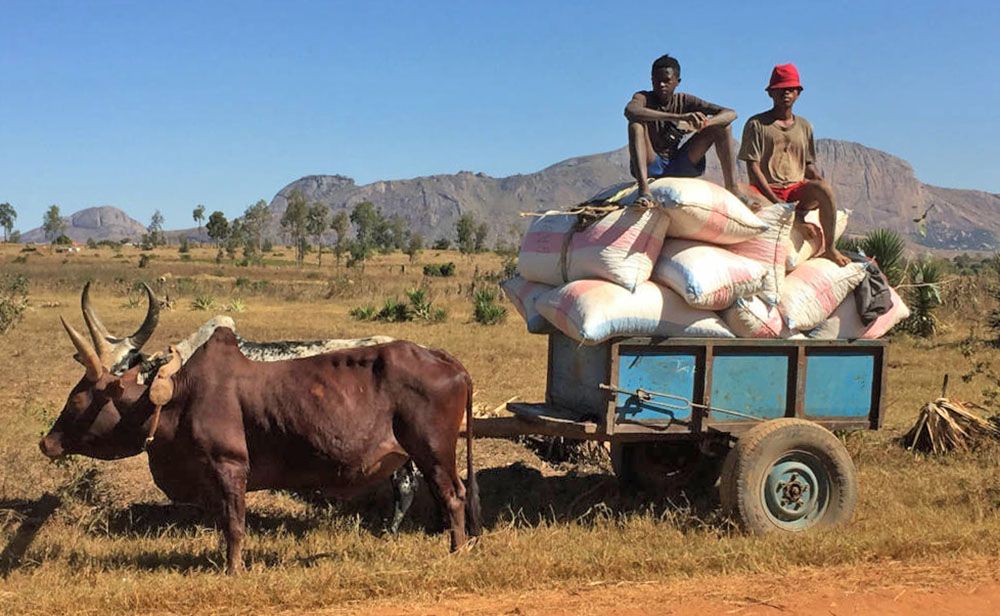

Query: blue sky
left=1, top=0, right=997, bottom=230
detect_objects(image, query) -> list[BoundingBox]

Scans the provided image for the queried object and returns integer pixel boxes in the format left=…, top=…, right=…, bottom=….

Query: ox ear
left=148, top=345, right=181, bottom=406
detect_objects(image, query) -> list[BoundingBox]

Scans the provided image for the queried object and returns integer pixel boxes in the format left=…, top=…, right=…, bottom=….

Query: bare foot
left=633, top=193, right=658, bottom=209
left=824, top=248, right=852, bottom=267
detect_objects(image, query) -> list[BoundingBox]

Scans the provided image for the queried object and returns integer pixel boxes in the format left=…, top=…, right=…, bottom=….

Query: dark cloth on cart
left=844, top=251, right=892, bottom=325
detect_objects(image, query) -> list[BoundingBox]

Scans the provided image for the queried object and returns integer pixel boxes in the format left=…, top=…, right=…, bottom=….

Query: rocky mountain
left=20, top=206, right=148, bottom=243
left=268, top=139, right=1000, bottom=251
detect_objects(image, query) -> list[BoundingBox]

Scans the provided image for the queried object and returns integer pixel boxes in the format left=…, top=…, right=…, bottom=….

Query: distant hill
left=267, top=139, right=1000, bottom=251
left=20, top=206, right=147, bottom=243
left=25, top=140, right=1000, bottom=251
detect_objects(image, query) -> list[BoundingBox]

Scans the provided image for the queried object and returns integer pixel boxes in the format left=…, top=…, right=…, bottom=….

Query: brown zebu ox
left=40, top=291, right=481, bottom=574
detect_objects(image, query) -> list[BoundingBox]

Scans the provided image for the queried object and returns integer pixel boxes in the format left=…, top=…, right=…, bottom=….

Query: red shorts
left=749, top=180, right=812, bottom=208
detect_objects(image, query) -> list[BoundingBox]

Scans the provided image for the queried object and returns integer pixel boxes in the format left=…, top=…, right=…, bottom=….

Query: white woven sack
left=501, top=276, right=556, bottom=334
left=729, top=202, right=796, bottom=306
left=786, top=209, right=851, bottom=270
left=721, top=296, right=785, bottom=338
left=807, top=287, right=910, bottom=340
left=535, top=279, right=734, bottom=345
left=517, top=207, right=670, bottom=291
left=652, top=239, right=768, bottom=310
left=611, top=178, right=768, bottom=244
left=779, top=260, right=867, bottom=331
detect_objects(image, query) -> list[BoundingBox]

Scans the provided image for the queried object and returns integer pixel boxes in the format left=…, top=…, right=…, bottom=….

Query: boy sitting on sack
left=739, top=63, right=850, bottom=266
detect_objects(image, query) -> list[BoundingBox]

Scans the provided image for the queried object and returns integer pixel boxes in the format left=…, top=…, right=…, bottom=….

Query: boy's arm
left=805, top=162, right=822, bottom=181
left=624, top=92, right=710, bottom=128
left=739, top=118, right=780, bottom=203
left=746, top=161, right=781, bottom=203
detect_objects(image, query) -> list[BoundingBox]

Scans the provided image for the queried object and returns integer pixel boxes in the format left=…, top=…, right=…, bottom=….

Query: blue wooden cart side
left=505, top=333, right=888, bottom=440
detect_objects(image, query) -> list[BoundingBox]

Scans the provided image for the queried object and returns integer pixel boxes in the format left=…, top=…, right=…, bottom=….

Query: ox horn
left=81, top=282, right=114, bottom=365
left=61, top=316, right=103, bottom=382
left=81, top=281, right=161, bottom=366
left=129, top=283, right=160, bottom=350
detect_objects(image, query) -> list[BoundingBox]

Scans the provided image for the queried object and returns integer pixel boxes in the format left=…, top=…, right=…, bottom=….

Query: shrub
left=0, top=274, right=29, bottom=335
left=423, top=262, right=456, bottom=277
left=179, top=237, right=190, bottom=253
left=53, top=234, right=73, bottom=246
left=348, top=305, right=376, bottom=321
left=472, top=288, right=507, bottom=325
left=349, top=288, right=447, bottom=324
left=860, top=229, right=906, bottom=286
left=902, top=256, right=943, bottom=338
left=191, top=295, right=217, bottom=311
left=432, top=238, right=451, bottom=250
left=138, top=254, right=152, bottom=268
left=86, top=238, right=98, bottom=249
left=227, top=299, right=246, bottom=313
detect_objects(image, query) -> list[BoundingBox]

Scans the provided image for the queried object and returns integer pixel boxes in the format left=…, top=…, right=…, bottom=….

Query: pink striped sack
left=786, top=209, right=851, bottom=270
left=778, top=260, right=867, bottom=331
left=517, top=208, right=670, bottom=291
left=807, top=287, right=911, bottom=340
left=652, top=240, right=768, bottom=310
left=721, top=296, right=786, bottom=338
left=613, top=178, right=768, bottom=244
left=729, top=202, right=796, bottom=306
left=501, top=276, right=557, bottom=334
left=535, top=280, right=734, bottom=345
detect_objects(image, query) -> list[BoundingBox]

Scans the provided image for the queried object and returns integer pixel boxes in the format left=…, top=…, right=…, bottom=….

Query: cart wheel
left=719, top=418, right=857, bottom=534
left=611, top=442, right=725, bottom=494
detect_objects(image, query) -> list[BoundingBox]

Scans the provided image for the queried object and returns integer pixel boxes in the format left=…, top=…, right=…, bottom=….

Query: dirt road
left=319, top=559, right=1000, bottom=616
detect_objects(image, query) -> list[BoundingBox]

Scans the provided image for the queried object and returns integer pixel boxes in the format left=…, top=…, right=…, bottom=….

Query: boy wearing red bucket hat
left=625, top=54, right=739, bottom=207
left=739, top=64, right=850, bottom=266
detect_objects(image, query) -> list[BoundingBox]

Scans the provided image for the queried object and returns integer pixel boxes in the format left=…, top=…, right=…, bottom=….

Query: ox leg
left=389, top=459, right=419, bottom=534
left=212, top=461, right=248, bottom=574
left=406, top=453, right=466, bottom=551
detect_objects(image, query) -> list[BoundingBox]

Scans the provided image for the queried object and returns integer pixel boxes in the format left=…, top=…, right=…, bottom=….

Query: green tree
left=42, top=205, right=66, bottom=242
left=474, top=222, right=489, bottom=252
left=307, top=202, right=331, bottom=267
left=280, top=190, right=310, bottom=267
left=456, top=213, right=477, bottom=254
left=381, top=215, right=409, bottom=253
left=0, top=202, right=15, bottom=242
left=405, top=232, right=424, bottom=262
left=242, top=199, right=271, bottom=263
left=193, top=204, right=206, bottom=231
left=144, top=209, right=166, bottom=248
left=330, top=211, right=349, bottom=269
left=225, top=219, right=245, bottom=261
left=349, top=201, right=383, bottom=269
left=206, top=211, right=229, bottom=246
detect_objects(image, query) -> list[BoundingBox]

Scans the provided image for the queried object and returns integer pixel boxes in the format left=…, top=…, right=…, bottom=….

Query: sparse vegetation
left=4, top=242, right=1000, bottom=614
left=472, top=287, right=507, bottom=325
left=0, top=273, right=29, bottom=334
left=423, top=262, right=456, bottom=277
left=903, top=256, right=944, bottom=337
left=191, top=295, right=217, bottom=311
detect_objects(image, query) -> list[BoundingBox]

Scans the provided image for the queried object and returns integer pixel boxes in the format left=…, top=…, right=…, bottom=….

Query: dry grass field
left=1, top=243, right=1000, bottom=615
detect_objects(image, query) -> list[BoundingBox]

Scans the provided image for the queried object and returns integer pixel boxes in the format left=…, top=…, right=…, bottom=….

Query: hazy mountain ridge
left=19, top=140, right=1000, bottom=251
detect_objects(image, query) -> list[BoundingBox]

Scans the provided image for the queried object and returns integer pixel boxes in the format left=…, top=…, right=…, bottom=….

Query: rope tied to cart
left=598, top=384, right=768, bottom=423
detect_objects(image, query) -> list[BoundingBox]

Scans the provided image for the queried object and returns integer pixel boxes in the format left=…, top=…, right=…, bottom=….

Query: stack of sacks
left=504, top=177, right=908, bottom=344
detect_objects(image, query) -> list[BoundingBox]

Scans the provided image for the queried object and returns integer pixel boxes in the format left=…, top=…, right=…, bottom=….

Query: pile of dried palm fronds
left=903, top=397, right=1000, bottom=453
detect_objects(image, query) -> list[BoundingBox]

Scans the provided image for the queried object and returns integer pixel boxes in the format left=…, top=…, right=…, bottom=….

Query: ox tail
left=464, top=373, right=482, bottom=537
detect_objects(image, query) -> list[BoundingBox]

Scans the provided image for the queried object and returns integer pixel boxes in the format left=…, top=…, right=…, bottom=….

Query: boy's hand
left=678, top=112, right=708, bottom=131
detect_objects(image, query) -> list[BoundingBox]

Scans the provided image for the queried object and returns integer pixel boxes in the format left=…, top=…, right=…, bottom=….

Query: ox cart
left=473, top=333, right=886, bottom=533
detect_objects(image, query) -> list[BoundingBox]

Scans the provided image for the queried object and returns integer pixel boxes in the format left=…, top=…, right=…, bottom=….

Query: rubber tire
left=719, top=418, right=857, bottom=534
left=611, top=442, right=723, bottom=495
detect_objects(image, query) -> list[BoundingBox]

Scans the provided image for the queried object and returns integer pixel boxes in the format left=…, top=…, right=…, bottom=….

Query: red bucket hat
left=767, top=63, right=803, bottom=91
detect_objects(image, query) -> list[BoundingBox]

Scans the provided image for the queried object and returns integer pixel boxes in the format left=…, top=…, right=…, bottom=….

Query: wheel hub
left=762, top=454, right=829, bottom=530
